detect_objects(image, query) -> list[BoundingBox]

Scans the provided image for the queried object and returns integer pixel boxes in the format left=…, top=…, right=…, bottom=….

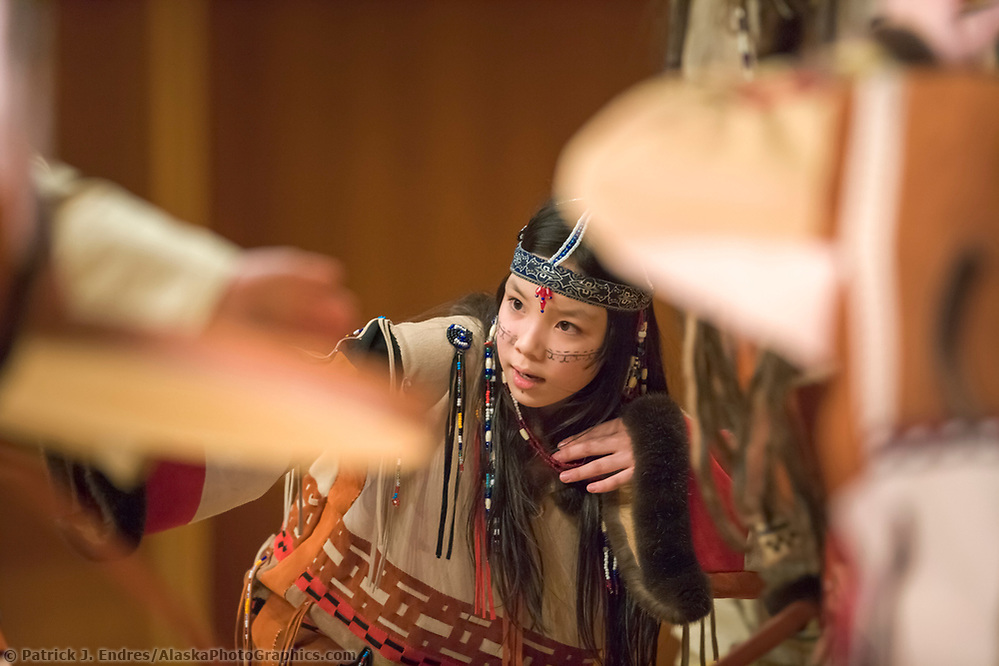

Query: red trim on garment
left=296, top=574, right=451, bottom=666
left=688, top=458, right=746, bottom=573
left=274, top=529, right=295, bottom=561
left=684, top=416, right=747, bottom=573
left=145, top=458, right=206, bottom=533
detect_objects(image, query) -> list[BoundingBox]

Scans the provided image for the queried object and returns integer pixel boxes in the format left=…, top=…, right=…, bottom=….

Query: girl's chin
left=509, top=386, right=567, bottom=411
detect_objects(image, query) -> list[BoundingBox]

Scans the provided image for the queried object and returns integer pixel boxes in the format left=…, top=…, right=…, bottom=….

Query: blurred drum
left=556, top=62, right=999, bottom=664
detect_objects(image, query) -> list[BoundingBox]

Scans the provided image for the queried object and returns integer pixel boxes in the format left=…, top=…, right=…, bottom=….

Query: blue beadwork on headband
left=510, top=245, right=652, bottom=312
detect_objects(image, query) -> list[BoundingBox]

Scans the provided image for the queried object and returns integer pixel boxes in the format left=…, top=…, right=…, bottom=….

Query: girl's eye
left=555, top=320, right=577, bottom=333
left=507, top=297, right=523, bottom=311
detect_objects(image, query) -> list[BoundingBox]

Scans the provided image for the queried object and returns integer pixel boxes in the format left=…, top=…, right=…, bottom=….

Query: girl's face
left=496, top=273, right=608, bottom=409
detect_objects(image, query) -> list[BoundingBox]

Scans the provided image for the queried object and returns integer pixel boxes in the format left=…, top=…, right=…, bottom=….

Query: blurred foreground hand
left=211, top=246, right=358, bottom=353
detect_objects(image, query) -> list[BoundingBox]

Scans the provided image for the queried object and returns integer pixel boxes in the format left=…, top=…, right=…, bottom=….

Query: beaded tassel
left=483, top=322, right=497, bottom=526
left=391, top=457, right=401, bottom=507
left=600, top=522, right=620, bottom=595
left=458, top=352, right=466, bottom=471
left=473, top=433, right=496, bottom=619
left=446, top=342, right=466, bottom=558
left=241, top=552, right=269, bottom=656
left=438, top=324, right=472, bottom=559
left=637, top=313, right=648, bottom=396
left=475, top=321, right=498, bottom=618
left=625, top=311, right=649, bottom=399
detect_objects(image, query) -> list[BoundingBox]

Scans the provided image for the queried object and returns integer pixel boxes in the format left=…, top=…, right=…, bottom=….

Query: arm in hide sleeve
left=601, top=392, right=712, bottom=624
left=145, top=319, right=402, bottom=535
left=36, top=159, right=358, bottom=549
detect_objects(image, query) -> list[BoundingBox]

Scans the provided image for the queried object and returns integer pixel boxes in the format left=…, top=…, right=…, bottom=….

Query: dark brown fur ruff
left=605, top=393, right=711, bottom=624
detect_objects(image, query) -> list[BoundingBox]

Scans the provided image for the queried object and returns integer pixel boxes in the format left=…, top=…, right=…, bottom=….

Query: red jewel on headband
left=535, top=286, right=553, bottom=313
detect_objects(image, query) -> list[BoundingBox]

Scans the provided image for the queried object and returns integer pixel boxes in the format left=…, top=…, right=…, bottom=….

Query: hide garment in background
left=555, top=53, right=999, bottom=665
left=822, top=68, right=999, bottom=666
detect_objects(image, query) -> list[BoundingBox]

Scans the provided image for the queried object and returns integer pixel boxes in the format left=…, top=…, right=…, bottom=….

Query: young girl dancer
left=234, top=201, right=710, bottom=665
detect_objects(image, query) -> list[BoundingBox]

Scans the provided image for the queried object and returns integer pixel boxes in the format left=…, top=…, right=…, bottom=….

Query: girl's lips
left=510, top=366, right=543, bottom=390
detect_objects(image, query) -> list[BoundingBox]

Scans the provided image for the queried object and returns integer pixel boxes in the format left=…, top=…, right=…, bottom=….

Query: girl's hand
left=551, top=418, right=634, bottom=493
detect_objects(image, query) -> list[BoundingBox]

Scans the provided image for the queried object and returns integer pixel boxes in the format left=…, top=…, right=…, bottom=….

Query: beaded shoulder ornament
left=436, top=323, right=472, bottom=560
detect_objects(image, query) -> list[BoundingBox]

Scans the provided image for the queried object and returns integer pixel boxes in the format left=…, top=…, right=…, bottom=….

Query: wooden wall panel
left=52, top=0, right=150, bottom=198
left=209, top=0, right=660, bottom=321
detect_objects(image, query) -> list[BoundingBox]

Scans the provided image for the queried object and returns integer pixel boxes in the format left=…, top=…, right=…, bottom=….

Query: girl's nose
left=513, top=318, right=545, bottom=361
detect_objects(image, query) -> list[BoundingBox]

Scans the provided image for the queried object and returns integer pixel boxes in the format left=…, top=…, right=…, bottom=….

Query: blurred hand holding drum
left=0, top=326, right=435, bottom=477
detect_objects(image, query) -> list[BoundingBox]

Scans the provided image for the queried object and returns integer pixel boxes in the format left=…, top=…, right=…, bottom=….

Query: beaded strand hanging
left=625, top=310, right=649, bottom=400
left=474, top=320, right=499, bottom=618
left=507, top=388, right=583, bottom=473
left=437, top=323, right=472, bottom=559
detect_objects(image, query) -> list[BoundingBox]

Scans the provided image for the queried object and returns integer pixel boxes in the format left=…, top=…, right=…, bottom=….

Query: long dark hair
left=460, top=201, right=665, bottom=665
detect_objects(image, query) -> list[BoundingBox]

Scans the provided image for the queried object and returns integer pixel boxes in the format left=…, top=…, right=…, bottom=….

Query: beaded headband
left=510, top=239, right=653, bottom=313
